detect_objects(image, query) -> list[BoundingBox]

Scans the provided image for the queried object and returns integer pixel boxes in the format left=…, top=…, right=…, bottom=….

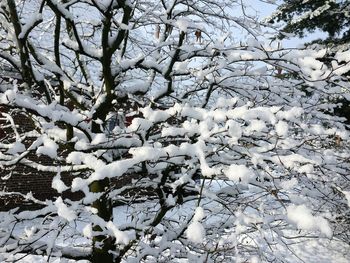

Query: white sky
left=246, top=0, right=327, bottom=48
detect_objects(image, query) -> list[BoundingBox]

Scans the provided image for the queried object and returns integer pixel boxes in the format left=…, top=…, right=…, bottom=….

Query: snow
left=226, top=120, right=243, bottom=143
left=276, top=107, right=304, bottom=121
left=245, top=119, right=267, bottom=134
left=91, top=133, right=107, bottom=145
left=7, top=141, right=25, bottom=155
left=55, top=197, right=77, bottom=222
left=140, top=106, right=172, bottom=122
left=296, top=163, right=314, bottom=174
left=174, top=61, right=189, bottom=72
left=106, top=221, right=130, bottom=245
left=279, top=178, right=298, bottom=190
left=63, top=38, right=102, bottom=58
left=82, top=224, right=93, bottom=238
left=0, top=255, right=89, bottom=263
left=289, top=2, right=331, bottom=24
left=36, top=136, right=59, bottom=159
left=193, top=206, right=205, bottom=221
left=18, top=13, right=43, bottom=39
left=224, top=164, right=254, bottom=183
left=275, top=154, right=317, bottom=169
left=342, top=191, right=350, bottom=207
left=0, top=199, right=349, bottom=262
left=175, top=18, right=190, bottom=32
left=289, top=238, right=350, bottom=263
left=186, top=221, right=205, bottom=243
left=4, top=89, right=16, bottom=102
left=1, top=0, right=350, bottom=262
left=335, top=49, right=350, bottom=63
left=119, top=54, right=144, bottom=70
left=52, top=172, right=69, bottom=193
left=275, top=120, right=289, bottom=137
left=66, top=152, right=105, bottom=169
left=286, top=204, right=332, bottom=237
left=71, top=177, right=88, bottom=192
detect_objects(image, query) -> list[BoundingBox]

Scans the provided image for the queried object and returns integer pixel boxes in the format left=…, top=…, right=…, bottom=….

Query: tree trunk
left=90, top=113, right=114, bottom=261
left=90, top=178, right=115, bottom=263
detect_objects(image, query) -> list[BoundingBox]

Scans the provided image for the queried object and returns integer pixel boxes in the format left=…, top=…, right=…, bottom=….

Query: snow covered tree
left=0, top=0, right=350, bottom=262
left=269, top=0, right=350, bottom=124
left=269, top=0, right=350, bottom=45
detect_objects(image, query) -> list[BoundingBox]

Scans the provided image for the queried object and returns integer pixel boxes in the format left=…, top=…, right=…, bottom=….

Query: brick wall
left=0, top=106, right=85, bottom=210
left=0, top=70, right=154, bottom=211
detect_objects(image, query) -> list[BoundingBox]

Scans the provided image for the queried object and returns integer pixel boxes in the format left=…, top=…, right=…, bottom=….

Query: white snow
left=224, top=164, right=254, bottom=183
left=245, top=119, right=267, bottom=134
left=193, top=206, right=205, bottom=222
left=18, top=13, right=43, bottom=39
left=226, top=120, right=243, bottom=143
left=36, top=136, right=59, bottom=159
left=106, top=221, right=130, bottom=245
left=52, top=172, right=69, bottom=193
left=82, top=224, right=93, bottom=238
left=341, top=190, right=350, bottom=207
left=7, top=141, right=25, bottom=154
left=280, top=178, right=298, bottom=190
left=0, top=0, right=349, bottom=262
left=186, top=221, right=205, bottom=243
left=275, top=120, right=289, bottom=137
left=176, top=18, right=190, bottom=32
left=286, top=204, right=332, bottom=237
left=91, top=133, right=107, bottom=145
left=55, top=197, right=77, bottom=222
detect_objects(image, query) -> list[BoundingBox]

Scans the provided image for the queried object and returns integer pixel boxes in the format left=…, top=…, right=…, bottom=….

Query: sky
left=247, top=0, right=327, bottom=48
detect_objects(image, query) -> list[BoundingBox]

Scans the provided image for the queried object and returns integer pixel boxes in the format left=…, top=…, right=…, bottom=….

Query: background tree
left=269, top=0, right=350, bottom=45
left=269, top=0, right=350, bottom=123
left=0, top=0, right=350, bottom=262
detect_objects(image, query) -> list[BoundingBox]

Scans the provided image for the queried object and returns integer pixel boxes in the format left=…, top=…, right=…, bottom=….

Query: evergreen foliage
left=270, top=0, right=350, bottom=45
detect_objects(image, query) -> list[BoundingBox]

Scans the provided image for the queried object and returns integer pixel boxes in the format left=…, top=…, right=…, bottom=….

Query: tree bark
left=90, top=179, right=114, bottom=263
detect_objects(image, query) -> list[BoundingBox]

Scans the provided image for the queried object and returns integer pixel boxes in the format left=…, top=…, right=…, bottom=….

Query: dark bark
left=90, top=178, right=115, bottom=263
